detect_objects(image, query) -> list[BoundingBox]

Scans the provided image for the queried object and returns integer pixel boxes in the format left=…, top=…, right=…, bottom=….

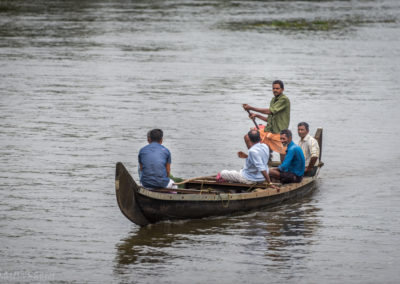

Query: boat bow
left=115, top=162, right=150, bottom=226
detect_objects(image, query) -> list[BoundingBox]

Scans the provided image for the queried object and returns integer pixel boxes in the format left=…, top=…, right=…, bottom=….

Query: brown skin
left=269, top=133, right=291, bottom=180
left=238, top=136, right=276, bottom=188
left=297, top=125, right=308, bottom=139
left=243, top=83, right=284, bottom=121
left=298, top=125, right=318, bottom=172
left=139, top=138, right=171, bottom=177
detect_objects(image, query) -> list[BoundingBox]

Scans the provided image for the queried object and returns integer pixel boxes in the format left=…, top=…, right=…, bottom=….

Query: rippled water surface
left=1, top=0, right=400, bottom=283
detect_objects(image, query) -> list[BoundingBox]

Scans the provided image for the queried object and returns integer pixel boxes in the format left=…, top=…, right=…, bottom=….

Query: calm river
left=1, top=0, right=400, bottom=283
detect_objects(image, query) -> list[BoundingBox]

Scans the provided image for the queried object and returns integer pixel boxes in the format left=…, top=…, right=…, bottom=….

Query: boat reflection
left=261, top=195, right=321, bottom=263
left=114, top=217, right=237, bottom=267
left=114, top=188, right=321, bottom=272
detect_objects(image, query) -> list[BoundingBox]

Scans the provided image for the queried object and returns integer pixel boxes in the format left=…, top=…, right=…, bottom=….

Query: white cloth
left=298, top=134, right=320, bottom=167
left=166, top=178, right=178, bottom=189
left=220, top=169, right=254, bottom=184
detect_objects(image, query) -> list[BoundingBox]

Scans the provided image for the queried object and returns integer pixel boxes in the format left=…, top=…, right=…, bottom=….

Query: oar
left=246, top=109, right=259, bottom=130
left=174, top=175, right=217, bottom=185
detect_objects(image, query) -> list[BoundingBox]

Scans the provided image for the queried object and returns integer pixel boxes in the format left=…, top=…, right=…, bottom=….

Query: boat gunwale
left=136, top=175, right=317, bottom=202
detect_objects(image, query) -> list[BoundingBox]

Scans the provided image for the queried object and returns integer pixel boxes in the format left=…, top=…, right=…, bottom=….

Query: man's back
left=242, top=143, right=270, bottom=182
left=138, top=142, right=171, bottom=188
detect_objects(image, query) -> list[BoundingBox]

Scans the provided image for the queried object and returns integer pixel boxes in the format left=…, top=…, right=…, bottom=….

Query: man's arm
left=238, top=151, right=248, bottom=158
left=278, top=148, right=294, bottom=172
left=269, top=96, right=289, bottom=114
left=249, top=112, right=269, bottom=122
left=243, top=104, right=272, bottom=115
left=306, top=157, right=318, bottom=172
left=306, top=138, right=320, bottom=172
left=249, top=151, right=274, bottom=186
left=166, top=163, right=171, bottom=177
left=261, top=170, right=272, bottom=184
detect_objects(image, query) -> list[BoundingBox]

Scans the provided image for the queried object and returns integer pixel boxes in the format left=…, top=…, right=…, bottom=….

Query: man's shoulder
left=252, top=142, right=269, bottom=151
left=300, top=134, right=316, bottom=143
left=309, top=135, right=318, bottom=143
left=280, top=94, right=290, bottom=101
left=288, top=141, right=301, bottom=151
left=293, top=144, right=305, bottom=158
left=140, top=143, right=170, bottom=153
left=249, top=143, right=269, bottom=155
left=154, top=143, right=170, bottom=152
left=139, top=144, right=150, bottom=153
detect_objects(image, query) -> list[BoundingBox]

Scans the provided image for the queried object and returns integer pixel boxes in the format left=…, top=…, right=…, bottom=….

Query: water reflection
left=114, top=218, right=231, bottom=267
left=114, top=193, right=321, bottom=276
left=262, top=196, right=321, bottom=263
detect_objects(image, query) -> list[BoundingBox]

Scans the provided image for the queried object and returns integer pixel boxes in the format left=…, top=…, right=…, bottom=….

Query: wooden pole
left=246, top=110, right=259, bottom=130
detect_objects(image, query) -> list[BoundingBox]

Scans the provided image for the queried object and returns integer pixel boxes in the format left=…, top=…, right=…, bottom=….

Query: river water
left=1, top=0, right=400, bottom=283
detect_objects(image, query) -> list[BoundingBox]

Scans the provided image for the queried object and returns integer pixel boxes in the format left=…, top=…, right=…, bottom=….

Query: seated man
left=138, top=129, right=177, bottom=189
left=297, top=122, right=320, bottom=176
left=218, top=130, right=274, bottom=186
left=269, top=129, right=305, bottom=184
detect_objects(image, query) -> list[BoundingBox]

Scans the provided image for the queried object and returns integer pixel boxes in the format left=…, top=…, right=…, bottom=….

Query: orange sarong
left=258, top=126, right=286, bottom=154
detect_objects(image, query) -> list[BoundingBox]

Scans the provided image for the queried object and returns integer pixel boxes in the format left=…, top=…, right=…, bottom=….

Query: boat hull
left=115, top=162, right=319, bottom=226
left=135, top=181, right=316, bottom=223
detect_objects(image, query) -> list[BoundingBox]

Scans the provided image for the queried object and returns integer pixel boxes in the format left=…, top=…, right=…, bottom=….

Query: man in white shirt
left=297, top=122, right=320, bottom=176
left=217, top=130, right=274, bottom=186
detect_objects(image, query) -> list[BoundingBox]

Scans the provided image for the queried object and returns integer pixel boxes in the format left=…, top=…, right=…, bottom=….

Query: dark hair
left=280, top=129, right=292, bottom=139
left=297, top=122, right=309, bottom=131
left=247, top=130, right=261, bottom=143
left=272, top=80, right=284, bottom=89
left=148, top=129, right=163, bottom=142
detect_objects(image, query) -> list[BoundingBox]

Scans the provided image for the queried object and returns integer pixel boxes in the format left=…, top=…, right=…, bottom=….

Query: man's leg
left=268, top=168, right=281, bottom=183
left=220, top=170, right=253, bottom=184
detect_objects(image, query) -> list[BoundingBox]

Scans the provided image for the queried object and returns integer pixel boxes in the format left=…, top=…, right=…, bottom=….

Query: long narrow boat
left=115, top=128, right=323, bottom=226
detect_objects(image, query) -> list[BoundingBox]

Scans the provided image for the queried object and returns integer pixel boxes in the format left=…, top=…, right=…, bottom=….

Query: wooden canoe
left=115, top=128, right=323, bottom=226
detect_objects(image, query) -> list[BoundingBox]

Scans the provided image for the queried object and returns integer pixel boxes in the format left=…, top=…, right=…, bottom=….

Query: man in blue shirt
left=218, top=130, right=274, bottom=185
left=269, top=129, right=305, bottom=184
left=138, top=129, right=177, bottom=189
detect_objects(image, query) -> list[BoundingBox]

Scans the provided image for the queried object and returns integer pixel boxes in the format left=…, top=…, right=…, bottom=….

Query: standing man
left=297, top=122, right=320, bottom=176
left=218, top=130, right=274, bottom=186
left=269, top=129, right=305, bottom=184
left=243, top=80, right=290, bottom=155
left=138, top=129, right=177, bottom=189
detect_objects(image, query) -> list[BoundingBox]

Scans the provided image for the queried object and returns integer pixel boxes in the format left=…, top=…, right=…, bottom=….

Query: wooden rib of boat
left=115, top=128, right=323, bottom=226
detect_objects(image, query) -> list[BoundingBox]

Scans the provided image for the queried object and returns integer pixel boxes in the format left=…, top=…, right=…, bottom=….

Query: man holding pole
left=243, top=80, right=290, bottom=155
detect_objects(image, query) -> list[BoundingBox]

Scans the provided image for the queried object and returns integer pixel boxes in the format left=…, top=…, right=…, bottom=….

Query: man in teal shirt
left=269, top=129, right=305, bottom=184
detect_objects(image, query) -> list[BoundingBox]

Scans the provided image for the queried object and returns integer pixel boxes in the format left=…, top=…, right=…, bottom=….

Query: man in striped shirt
left=297, top=122, right=320, bottom=176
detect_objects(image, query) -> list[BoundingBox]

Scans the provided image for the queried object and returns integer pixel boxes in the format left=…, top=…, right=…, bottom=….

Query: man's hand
left=237, top=151, right=248, bottom=158
left=242, top=104, right=251, bottom=111
left=248, top=112, right=257, bottom=119
left=264, top=182, right=279, bottom=190
left=270, top=184, right=280, bottom=190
